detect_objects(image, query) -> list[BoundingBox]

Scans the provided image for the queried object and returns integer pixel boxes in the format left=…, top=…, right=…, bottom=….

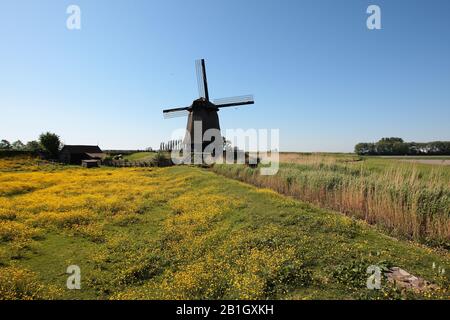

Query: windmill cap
left=191, top=98, right=218, bottom=110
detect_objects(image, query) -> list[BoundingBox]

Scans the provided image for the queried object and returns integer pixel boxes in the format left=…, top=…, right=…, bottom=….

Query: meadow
left=0, top=156, right=449, bottom=300
left=122, top=152, right=157, bottom=162
left=213, top=153, right=450, bottom=248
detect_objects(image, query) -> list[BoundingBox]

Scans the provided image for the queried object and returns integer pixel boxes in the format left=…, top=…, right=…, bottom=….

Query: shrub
left=152, top=152, right=172, bottom=167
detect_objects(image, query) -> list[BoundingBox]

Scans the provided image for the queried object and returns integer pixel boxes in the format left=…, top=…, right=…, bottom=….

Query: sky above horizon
left=1, top=0, right=449, bottom=152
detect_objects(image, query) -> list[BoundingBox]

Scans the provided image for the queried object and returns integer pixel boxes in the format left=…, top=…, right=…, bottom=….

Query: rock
left=385, top=267, right=438, bottom=292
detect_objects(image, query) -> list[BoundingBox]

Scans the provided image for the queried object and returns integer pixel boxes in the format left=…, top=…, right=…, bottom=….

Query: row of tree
left=355, top=137, right=450, bottom=155
left=160, top=139, right=183, bottom=151
left=0, top=132, right=62, bottom=159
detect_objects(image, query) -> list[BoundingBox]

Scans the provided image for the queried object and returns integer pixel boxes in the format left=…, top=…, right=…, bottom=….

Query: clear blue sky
left=1, top=0, right=449, bottom=151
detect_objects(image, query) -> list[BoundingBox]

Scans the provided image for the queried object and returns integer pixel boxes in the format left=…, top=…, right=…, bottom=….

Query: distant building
left=59, top=145, right=106, bottom=165
left=81, top=159, right=101, bottom=168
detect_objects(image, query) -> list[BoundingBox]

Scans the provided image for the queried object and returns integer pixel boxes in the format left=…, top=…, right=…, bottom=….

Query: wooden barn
left=59, top=145, right=106, bottom=165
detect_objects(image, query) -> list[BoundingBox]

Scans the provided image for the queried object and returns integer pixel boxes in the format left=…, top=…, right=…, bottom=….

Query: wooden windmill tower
left=163, top=59, right=254, bottom=153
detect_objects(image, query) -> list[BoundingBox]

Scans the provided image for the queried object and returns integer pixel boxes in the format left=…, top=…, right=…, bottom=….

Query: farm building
left=81, top=159, right=101, bottom=168
left=59, top=145, right=106, bottom=165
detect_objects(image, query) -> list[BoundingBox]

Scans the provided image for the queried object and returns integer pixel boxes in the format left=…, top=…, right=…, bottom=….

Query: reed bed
left=212, top=156, right=450, bottom=248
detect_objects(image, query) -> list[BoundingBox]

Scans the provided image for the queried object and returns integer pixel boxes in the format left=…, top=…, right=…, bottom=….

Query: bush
left=152, top=152, right=172, bottom=167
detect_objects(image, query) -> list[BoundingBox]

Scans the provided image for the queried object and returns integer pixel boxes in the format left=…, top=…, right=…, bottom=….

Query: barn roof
left=85, top=153, right=106, bottom=159
left=60, top=145, right=103, bottom=154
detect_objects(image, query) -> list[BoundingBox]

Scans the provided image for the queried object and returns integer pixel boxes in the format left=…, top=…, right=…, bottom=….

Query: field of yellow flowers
left=0, top=156, right=449, bottom=299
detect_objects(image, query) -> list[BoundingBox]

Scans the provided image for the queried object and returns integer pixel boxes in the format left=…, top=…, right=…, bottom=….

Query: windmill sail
left=163, top=109, right=190, bottom=119
left=214, top=95, right=254, bottom=108
left=196, top=59, right=209, bottom=101
left=163, top=106, right=190, bottom=119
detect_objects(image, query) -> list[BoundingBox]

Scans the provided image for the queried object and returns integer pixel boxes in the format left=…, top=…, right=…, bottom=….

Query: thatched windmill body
left=163, top=59, right=254, bottom=152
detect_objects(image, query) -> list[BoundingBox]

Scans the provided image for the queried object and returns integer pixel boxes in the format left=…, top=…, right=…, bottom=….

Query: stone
left=385, top=267, right=439, bottom=292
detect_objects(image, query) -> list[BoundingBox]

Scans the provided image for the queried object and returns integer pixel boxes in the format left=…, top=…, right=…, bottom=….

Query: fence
left=102, top=159, right=172, bottom=168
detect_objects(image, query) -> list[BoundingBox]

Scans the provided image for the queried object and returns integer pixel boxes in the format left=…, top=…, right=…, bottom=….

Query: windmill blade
left=214, top=95, right=254, bottom=108
left=163, top=110, right=190, bottom=119
left=163, top=106, right=190, bottom=119
left=195, top=59, right=209, bottom=101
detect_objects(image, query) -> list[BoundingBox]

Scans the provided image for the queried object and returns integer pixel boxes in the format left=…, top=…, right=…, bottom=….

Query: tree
left=354, top=143, right=375, bottom=155
left=0, top=139, right=11, bottom=150
left=25, top=140, right=41, bottom=152
left=355, top=138, right=450, bottom=156
left=379, top=137, right=404, bottom=144
left=39, top=132, right=61, bottom=159
left=11, top=140, right=25, bottom=151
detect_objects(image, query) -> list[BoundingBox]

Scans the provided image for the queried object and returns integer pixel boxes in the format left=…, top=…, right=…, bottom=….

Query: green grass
left=1, top=160, right=449, bottom=299
left=363, top=156, right=450, bottom=173
left=122, top=152, right=157, bottom=162
left=374, top=156, right=450, bottom=160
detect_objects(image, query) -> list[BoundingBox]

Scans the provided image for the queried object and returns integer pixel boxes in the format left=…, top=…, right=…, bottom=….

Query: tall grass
left=212, top=157, right=450, bottom=248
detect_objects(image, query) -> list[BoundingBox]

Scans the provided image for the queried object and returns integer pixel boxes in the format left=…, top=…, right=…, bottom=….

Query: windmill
left=163, top=59, right=254, bottom=153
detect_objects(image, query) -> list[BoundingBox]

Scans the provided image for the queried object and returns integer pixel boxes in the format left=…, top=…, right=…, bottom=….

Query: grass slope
left=0, top=158, right=448, bottom=299
left=122, top=152, right=156, bottom=162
